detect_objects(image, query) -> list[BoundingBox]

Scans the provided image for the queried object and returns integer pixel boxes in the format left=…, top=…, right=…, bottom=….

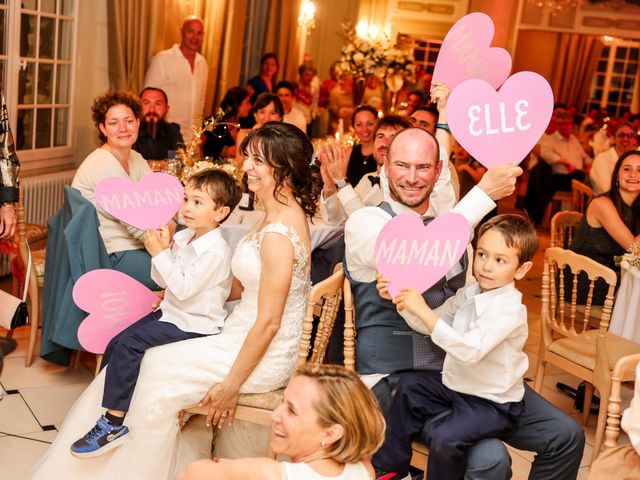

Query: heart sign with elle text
left=95, top=173, right=184, bottom=230
left=375, top=213, right=471, bottom=298
left=74, top=269, right=159, bottom=353
left=432, top=12, right=512, bottom=91
left=447, top=71, right=554, bottom=169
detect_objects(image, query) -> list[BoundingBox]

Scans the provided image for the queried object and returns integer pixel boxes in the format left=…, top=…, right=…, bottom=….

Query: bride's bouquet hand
left=198, top=382, right=239, bottom=429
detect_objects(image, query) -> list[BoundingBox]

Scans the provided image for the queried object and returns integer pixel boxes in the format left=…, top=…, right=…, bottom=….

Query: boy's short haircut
left=477, top=214, right=539, bottom=265
left=186, top=169, right=242, bottom=223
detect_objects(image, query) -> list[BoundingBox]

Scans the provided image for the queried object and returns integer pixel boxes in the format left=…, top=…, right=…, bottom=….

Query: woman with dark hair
left=246, top=53, right=279, bottom=104
left=179, top=364, right=385, bottom=480
left=202, top=86, right=251, bottom=159
left=32, top=122, right=323, bottom=480
left=569, top=150, right=640, bottom=303
left=346, top=104, right=378, bottom=186
left=71, top=90, right=159, bottom=289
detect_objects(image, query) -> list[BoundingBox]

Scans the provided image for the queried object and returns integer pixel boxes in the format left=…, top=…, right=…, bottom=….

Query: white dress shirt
left=429, top=281, right=528, bottom=403
left=144, top=44, right=208, bottom=142
left=152, top=227, right=232, bottom=334
left=283, top=106, right=307, bottom=134
left=590, top=147, right=618, bottom=195
left=540, top=132, right=592, bottom=174
left=72, top=148, right=151, bottom=254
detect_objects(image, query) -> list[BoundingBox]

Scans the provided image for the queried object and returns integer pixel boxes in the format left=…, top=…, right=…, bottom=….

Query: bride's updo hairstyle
left=239, top=121, right=321, bottom=217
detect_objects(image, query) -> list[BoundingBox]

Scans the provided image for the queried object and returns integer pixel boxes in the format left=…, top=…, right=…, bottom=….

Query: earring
left=321, top=440, right=326, bottom=447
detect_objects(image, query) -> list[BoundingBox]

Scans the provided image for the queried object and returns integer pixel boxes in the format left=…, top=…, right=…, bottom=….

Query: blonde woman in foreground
left=179, top=364, right=385, bottom=480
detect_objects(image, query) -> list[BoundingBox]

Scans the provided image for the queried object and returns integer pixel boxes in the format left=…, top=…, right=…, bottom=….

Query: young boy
left=373, top=214, right=539, bottom=480
left=70, top=168, right=242, bottom=458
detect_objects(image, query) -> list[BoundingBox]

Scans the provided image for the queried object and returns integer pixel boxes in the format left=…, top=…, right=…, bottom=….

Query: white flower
left=353, top=52, right=365, bottom=64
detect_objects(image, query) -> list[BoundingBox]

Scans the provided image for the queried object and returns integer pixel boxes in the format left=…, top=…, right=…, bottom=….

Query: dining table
left=609, top=264, right=640, bottom=343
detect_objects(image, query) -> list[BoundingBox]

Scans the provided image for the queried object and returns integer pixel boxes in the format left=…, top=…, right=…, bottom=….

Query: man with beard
left=133, top=87, right=183, bottom=160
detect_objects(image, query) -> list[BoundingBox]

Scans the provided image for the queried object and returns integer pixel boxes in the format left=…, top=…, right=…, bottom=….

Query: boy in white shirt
left=70, top=168, right=242, bottom=458
left=373, top=214, right=538, bottom=480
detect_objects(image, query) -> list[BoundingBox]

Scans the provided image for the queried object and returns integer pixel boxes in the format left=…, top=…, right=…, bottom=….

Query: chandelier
left=525, top=0, right=579, bottom=15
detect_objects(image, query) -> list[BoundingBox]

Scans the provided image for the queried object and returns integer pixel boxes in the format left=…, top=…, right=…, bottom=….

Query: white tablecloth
left=221, top=208, right=343, bottom=251
left=610, top=265, right=640, bottom=343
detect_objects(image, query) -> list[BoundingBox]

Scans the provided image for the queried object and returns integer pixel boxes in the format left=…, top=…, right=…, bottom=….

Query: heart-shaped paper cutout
left=74, top=269, right=159, bottom=353
left=375, top=213, right=471, bottom=298
left=432, top=12, right=512, bottom=91
left=447, top=71, right=554, bottom=168
left=95, top=173, right=184, bottom=230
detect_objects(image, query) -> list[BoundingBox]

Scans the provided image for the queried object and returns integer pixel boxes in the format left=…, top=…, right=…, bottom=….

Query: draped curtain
left=106, top=0, right=247, bottom=114
left=263, top=0, right=303, bottom=83
left=550, top=34, right=604, bottom=113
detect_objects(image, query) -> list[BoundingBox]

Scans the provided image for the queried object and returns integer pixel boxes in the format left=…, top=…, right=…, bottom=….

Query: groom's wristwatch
left=334, top=178, right=349, bottom=190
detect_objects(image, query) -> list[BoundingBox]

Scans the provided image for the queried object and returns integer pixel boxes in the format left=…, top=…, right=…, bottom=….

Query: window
left=411, top=38, right=442, bottom=74
left=16, top=0, right=75, bottom=151
left=586, top=38, right=639, bottom=117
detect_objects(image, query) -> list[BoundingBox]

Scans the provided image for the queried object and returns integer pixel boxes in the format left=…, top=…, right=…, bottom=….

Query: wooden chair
left=15, top=188, right=47, bottom=367
left=571, top=179, right=593, bottom=214
left=550, top=211, right=583, bottom=249
left=342, top=279, right=429, bottom=477
left=534, top=247, right=640, bottom=461
left=604, top=353, right=640, bottom=450
left=178, top=265, right=346, bottom=458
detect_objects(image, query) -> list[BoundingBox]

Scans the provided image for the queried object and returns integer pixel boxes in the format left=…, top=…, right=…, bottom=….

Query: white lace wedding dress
left=30, top=222, right=310, bottom=480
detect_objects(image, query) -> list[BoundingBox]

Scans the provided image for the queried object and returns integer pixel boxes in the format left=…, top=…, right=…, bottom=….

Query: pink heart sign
left=375, top=213, right=471, bottom=298
left=447, top=71, right=554, bottom=168
left=432, top=12, right=512, bottom=91
left=95, top=173, right=183, bottom=230
left=74, top=269, right=159, bottom=353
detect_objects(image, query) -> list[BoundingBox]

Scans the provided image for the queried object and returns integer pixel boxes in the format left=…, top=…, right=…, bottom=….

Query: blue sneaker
left=70, top=416, right=129, bottom=458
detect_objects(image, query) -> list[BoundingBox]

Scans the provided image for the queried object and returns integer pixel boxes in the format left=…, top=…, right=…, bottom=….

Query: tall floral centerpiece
left=339, top=22, right=415, bottom=108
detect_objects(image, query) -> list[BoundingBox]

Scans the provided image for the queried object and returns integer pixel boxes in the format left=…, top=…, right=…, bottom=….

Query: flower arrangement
left=615, top=242, right=640, bottom=271
left=338, top=22, right=415, bottom=82
left=177, top=109, right=240, bottom=182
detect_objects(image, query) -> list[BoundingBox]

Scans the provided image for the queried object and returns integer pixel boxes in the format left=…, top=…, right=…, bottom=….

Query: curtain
left=106, top=0, right=247, bottom=114
left=263, top=0, right=303, bottom=83
left=550, top=34, right=604, bottom=113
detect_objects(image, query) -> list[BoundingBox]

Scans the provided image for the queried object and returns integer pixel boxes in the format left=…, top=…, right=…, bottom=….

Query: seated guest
left=345, top=127, right=585, bottom=480
left=0, top=91, right=19, bottom=240
left=202, top=86, right=251, bottom=160
left=328, top=72, right=354, bottom=133
left=72, top=91, right=170, bottom=289
left=133, top=87, right=183, bottom=160
left=295, top=63, right=318, bottom=135
left=373, top=215, right=537, bottom=480
left=276, top=81, right=307, bottom=134
left=589, top=359, right=640, bottom=480
left=404, top=90, right=424, bottom=117
left=570, top=150, right=640, bottom=304
left=246, top=52, right=278, bottom=104
left=178, top=364, right=384, bottom=480
left=70, top=169, right=241, bottom=458
left=409, top=106, right=438, bottom=133
left=319, top=115, right=410, bottom=224
left=346, top=105, right=377, bottom=186
left=590, top=121, right=638, bottom=195
left=235, top=93, right=283, bottom=168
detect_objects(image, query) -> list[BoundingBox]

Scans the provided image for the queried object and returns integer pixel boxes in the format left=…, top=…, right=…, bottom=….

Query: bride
left=31, top=122, right=322, bottom=479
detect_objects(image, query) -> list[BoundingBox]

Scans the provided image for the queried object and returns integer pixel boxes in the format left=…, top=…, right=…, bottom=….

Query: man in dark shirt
left=133, top=87, right=183, bottom=160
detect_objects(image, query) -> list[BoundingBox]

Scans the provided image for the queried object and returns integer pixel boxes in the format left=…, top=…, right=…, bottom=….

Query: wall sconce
left=298, top=0, right=316, bottom=31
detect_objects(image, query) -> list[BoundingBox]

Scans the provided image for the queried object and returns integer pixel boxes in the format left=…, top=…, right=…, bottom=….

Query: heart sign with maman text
left=447, top=71, right=554, bottom=168
left=432, top=12, right=512, bottom=91
left=375, top=213, right=471, bottom=298
left=95, top=173, right=183, bottom=230
left=74, top=269, right=159, bottom=353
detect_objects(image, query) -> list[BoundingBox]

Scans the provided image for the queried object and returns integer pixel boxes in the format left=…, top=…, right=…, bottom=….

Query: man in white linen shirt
left=590, top=121, right=638, bottom=195
left=144, top=15, right=208, bottom=142
left=344, top=127, right=585, bottom=480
